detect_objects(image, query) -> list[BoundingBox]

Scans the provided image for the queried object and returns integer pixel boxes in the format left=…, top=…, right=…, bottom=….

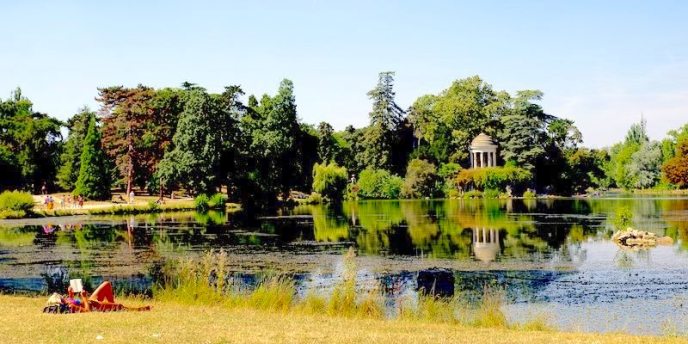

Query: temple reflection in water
left=472, top=227, right=500, bottom=263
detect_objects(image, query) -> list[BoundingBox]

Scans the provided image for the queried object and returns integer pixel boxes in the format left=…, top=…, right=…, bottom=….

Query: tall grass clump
left=194, top=194, right=210, bottom=212
left=243, top=276, right=295, bottom=312
left=472, top=286, right=507, bottom=328
left=326, top=247, right=385, bottom=318
left=155, top=249, right=229, bottom=305
left=207, top=193, right=227, bottom=209
left=0, top=190, right=34, bottom=212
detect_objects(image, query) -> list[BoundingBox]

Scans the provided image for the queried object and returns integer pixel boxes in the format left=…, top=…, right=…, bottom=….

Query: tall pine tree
left=74, top=115, right=111, bottom=200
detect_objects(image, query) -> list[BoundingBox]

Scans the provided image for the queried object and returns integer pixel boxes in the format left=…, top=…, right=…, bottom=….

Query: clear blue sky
left=2, top=0, right=687, bottom=147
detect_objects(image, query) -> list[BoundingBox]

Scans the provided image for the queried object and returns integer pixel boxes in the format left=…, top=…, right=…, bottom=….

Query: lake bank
left=0, top=193, right=240, bottom=219
left=1, top=295, right=685, bottom=344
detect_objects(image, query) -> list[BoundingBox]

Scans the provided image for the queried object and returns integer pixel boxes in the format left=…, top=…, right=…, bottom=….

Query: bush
left=522, top=190, right=536, bottom=199
left=463, top=190, right=483, bottom=199
left=208, top=193, right=227, bottom=209
left=194, top=194, right=210, bottom=212
left=312, top=162, right=348, bottom=202
left=483, top=189, right=500, bottom=199
left=147, top=201, right=161, bottom=212
left=357, top=169, right=403, bottom=199
left=438, top=163, right=462, bottom=196
left=0, top=190, right=34, bottom=211
left=456, top=166, right=532, bottom=193
left=401, top=159, right=440, bottom=198
left=303, top=192, right=323, bottom=204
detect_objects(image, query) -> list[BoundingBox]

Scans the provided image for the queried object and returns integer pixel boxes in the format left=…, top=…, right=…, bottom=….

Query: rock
left=417, top=268, right=455, bottom=298
left=612, top=228, right=666, bottom=249
left=656, top=236, right=674, bottom=246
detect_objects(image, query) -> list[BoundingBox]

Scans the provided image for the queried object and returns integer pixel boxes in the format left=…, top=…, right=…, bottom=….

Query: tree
left=249, top=79, right=302, bottom=199
left=312, top=162, right=348, bottom=202
left=74, top=115, right=111, bottom=200
left=498, top=90, right=552, bottom=170
left=432, top=76, right=510, bottom=162
left=663, top=140, right=688, bottom=187
left=626, top=141, right=662, bottom=189
left=360, top=72, right=405, bottom=170
left=157, top=89, right=223, bottom=195
left=98, top=85, right=156, bottom=194
left=356, top=168, right=403, bottom=199
left=317, top=122, right=338, bottom=163
left=401, top=159, right=440, bottom=198
left=0, top=88, right=63, bottom=192
left=57, top=107, right=93, bottom=190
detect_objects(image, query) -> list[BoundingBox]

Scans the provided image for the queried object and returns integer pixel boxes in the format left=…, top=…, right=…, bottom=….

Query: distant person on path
left=41, top=182, right=47, bottom=195
left=78, top=195, right=84, bottom=208
left=129, top=191, right=135, bottom=205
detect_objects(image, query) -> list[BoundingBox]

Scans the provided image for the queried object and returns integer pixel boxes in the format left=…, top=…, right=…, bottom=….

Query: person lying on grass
left=44, top=281, right=151, bottom=313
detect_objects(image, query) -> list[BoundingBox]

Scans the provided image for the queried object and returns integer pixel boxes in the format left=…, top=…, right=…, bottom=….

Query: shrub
left=147, top=201, right=161, bottom=212
left=456, top=166, right=532, bottom=193
left=0, top=190, right=34, bottom=211
left=357, top=169, right=403, bottom=199
left=522, top=190, right=536, bottom=199
left=438, top=162, right=462, bottom=196
left=303, top=192, right=323, bottom=204
left=483, top=189, right=500, bottom=199
left=194, top=194, right=210, bottom=212
left=612, top=207, right=633, bottom=230
left=208, top=193, right=227, bottom=209
left=401, top=159, right=440, bottom=198
left=312, top=162, right=348, bottom=202
left=463, top=190, right=483, bottom=199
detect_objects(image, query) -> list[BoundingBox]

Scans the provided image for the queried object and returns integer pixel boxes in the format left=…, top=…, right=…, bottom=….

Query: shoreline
left=1, top=295, right=685, bottom=343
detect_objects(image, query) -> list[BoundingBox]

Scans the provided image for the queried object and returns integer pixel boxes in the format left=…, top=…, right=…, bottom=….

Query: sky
left=1, top=0, right=687, bottom=147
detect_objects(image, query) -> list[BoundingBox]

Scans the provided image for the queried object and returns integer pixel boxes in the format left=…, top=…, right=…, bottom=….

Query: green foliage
left=498, top=90, right=549, bottom=170
left=312, top=162, right=348, bottom=202
left=0, top=145, right=21, bottom=190
left=157, top=90, right=224, bottom=195
left=74, top=115, right=112, bottom=200
left=612, top=207, right=633, bottom=230
left=410, top=76, right=508, bottom=163
left=462, top=190, right=483, bottom=199
left=605, top=119, right=661, bottom=190
left=358, top=72, right=407, bottom=172
left=522, top=190, right=536, bottom=199
left=208, top=193, right=227, bottom=209
left=401, top=159, right=440, bottom=198
left=316, top=122, right=338, bottom=163
left=194, top=194, right=211, bottom=212
left=356, top=168, right=403, bottom=199
left=626, top=141, right=662, bottom=189
left=438, top=162, right=462, bottom=195
left=483, top=189, right=500, bottom=199
left=456, top=166, right=532, bottom=193
left=0, top=88, right=63, bottom=193
left=0, top=190, right=34, bottom=211
left=57, top=108, right=92, bottom=190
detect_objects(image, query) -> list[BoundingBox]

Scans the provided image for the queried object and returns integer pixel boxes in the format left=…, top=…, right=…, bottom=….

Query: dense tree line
left=2, top=73, right=688, bottom=205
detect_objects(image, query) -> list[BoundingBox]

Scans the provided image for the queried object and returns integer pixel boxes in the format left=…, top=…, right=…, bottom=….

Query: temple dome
left=470, top=133, right=497, bottom=148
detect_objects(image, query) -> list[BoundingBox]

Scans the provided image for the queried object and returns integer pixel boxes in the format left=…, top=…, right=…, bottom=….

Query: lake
left=1, top=197, right=687, bottom=335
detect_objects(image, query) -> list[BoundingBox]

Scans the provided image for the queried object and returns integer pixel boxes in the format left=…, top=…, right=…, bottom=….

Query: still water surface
left=1, top=198, right=687, bottom=334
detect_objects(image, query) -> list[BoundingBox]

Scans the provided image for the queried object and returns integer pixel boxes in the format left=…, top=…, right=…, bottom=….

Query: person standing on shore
left=129, top=191, right=135, bottom=205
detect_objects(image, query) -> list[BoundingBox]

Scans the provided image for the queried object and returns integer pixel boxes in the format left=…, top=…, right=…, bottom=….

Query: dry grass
left=1, top=295, right=686, bottom=344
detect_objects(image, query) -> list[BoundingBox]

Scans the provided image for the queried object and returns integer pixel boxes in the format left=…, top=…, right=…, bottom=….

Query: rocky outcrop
left=611, top=228, right=674, bottom=249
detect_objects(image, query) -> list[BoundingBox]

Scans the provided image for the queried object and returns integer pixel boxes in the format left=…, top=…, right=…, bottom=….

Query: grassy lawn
left=1, top=295, right=685, bottom=344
